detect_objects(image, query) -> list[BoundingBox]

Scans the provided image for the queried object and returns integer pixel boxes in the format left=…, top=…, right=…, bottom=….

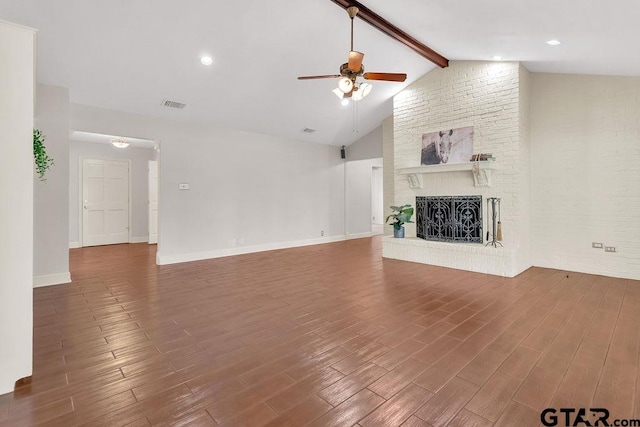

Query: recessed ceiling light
left=341, top=99, right=350, bottom=106
left=546, top=39, right=562, bottom=46
left=200, top=56, right=213, bottom=65
left=493, top=56, right=503, bottom=61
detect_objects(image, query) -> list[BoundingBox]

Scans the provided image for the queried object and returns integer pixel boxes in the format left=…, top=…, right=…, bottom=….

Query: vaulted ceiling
left=1, top=0, right=639, bottom=146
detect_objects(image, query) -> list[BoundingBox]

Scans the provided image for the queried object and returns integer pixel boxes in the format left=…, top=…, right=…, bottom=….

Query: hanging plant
left=33, top=128, right=54, bottom=181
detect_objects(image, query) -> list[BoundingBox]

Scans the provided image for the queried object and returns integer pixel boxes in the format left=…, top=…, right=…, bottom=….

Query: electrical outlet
left=178, top=183, right=190, bottom=190
left=321, top=230, right=324, bottom=236
left=605, top=246, right=617, bottom=253
left=592, top=242, right=603, bottom=249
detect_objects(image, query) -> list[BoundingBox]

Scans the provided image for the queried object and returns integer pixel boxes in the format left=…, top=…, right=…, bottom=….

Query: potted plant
left=33, top=128, right=54, bottom=181
left=386, top=204, right=414, bottom=238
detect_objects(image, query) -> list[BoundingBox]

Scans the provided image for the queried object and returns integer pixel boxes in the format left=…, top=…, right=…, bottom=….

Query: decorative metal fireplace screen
left=416, top=196, right=483, bottom=243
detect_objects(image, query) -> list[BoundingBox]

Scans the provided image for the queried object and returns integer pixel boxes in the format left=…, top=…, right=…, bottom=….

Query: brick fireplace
left=382, top=61, right=531, bottom=277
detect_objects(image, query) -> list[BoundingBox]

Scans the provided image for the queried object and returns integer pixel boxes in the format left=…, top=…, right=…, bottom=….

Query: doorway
left=371, top=166, right=384, bottom=235
left=148, top=160, right=158, bottom=245
left=81, top=158, right=130, bottom=246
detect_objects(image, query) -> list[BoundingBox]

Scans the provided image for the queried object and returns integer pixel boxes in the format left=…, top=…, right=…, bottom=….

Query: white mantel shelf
left=398, top=160, right=496, bottom=188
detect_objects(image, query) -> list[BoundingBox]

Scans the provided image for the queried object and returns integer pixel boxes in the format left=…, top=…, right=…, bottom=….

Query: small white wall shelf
left=398, top=160, right=496, bottom=188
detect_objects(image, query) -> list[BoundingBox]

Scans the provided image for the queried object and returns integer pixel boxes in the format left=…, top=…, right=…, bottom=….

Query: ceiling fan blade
left=363, top=72, right=407, bottom=82
left=297, top=75, right=341, bottom=80
left=348, top=51, right=364, bottom=72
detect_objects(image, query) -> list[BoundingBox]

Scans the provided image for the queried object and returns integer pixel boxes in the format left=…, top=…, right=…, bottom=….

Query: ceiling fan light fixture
left=297, top=3, right=409, bottom=102
left=110, top=137, right=130, bottom=148
left=352, top=82, right=372, bottom=101
left=338, top=77, right=354, bottom=93
left=332, top=87, right=345, bottom=99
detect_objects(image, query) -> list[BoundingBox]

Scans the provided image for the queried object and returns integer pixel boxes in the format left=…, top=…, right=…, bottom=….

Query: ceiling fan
left=297, top=6, right=407, bottom=102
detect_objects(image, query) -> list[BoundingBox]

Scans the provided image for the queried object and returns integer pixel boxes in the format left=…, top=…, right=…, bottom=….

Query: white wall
left=530, top=73, right=640, bottom=279
left=34, top=84, right=70, bottom=287
left=344, top=122, right=385, bottom=238
left=346, top=158, right=383, bottom=238
left=346, top=125, right=383, bottom=161
left=386, top=61, right=531, bottom=277
left=371, top=166, right=383, bottom=226
left=69, top=140, right=156, bottom=246
left=382, top=116, right=395, bottom=235
left=70, top=104, right=346, bottom=264
left=0, top=20, right=35, bottom=395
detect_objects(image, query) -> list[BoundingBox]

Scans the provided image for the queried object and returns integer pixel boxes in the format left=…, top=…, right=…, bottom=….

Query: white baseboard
left=157, top=235, right=347, bottom=265
left=33, top=272, right=72, bottom=288
left=71, top=238, right=148, bottom=247
left=346, top=232, right=373, bottom=240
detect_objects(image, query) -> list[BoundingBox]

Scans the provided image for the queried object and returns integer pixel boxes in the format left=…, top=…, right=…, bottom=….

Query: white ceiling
left=2, top=1, right=639, bottom=146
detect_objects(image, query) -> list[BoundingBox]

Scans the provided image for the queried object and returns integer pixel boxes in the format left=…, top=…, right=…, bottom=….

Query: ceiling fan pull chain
left=352, top=99, right=359, bottom=134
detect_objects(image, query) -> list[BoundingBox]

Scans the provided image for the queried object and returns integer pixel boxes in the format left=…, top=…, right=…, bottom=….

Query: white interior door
left=82, top=158, right=130, bottom=247
left=371, top=166, right=384, bottom=235
left=148, top=160, right=158, bottom=244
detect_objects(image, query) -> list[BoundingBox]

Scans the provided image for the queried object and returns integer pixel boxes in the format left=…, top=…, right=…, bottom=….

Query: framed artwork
left=421, top=126, right=474, bottom=165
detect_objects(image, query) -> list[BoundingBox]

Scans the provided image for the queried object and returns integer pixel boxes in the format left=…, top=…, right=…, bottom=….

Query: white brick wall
left=386, top=61, right=531, bottom=277
left=383, top=237, right=514, bottom=276
left=517, top=64, right=532, bottom=274
left=531, top=73, right=640, bottom=280
left=385, top=64, right=640, bottom=280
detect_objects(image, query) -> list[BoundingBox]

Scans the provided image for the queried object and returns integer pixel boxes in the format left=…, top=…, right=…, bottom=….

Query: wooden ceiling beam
left=329, top=0, right=449, bottom=68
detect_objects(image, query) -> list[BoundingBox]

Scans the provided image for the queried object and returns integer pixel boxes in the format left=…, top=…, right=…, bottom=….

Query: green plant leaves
left=385, top=204, right=414, bottom=228
left=33, top=128, right=54, bottom=181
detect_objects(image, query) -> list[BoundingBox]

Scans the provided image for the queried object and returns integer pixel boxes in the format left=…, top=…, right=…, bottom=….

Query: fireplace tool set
left=486, top=197, right=503, bottom=247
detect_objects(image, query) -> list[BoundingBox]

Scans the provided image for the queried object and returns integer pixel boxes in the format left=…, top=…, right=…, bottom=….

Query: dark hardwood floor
left=1, top=237, right=638, bottom=426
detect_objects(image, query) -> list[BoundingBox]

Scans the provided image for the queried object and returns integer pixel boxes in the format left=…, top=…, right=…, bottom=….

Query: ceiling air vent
left=302, top=128, right=316, bottom=134
left=162, top=99, right=186, bottom=109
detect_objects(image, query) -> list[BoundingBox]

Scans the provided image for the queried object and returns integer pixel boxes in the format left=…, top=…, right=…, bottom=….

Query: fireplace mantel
left=398, top=160, right=496, bottom=188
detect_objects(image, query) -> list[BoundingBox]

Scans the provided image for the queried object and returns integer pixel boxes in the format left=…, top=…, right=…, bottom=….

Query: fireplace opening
left=416, top=196, right=483, bottom=243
